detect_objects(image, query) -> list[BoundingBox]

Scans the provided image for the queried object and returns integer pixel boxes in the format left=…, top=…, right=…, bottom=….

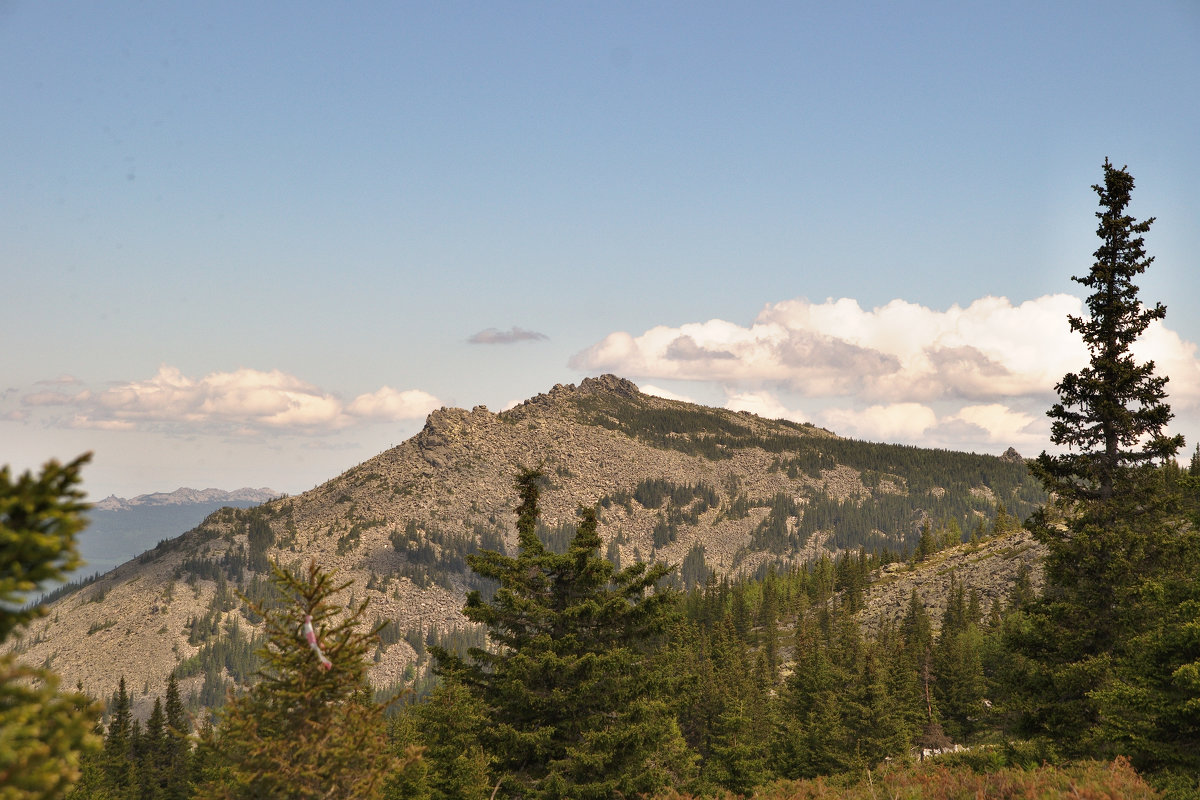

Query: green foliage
left=1032, top=159, right=1183, bottom=505
left=433, top=468, right=696, bottom=798
left=389, top=519, right=503, bottom=594
left=0, top=453, right=101, bottom=799
left=749, top=493, right=803, bottom=553
left=1, top=454, right=90, bottom=642
left=245, top=512, right=275, bottom=573
left=394, top=679, right=492, bottom=800
left=1009, top=161, right=1199, bottom=787
left=0, top=655, right=102, bottom=799
left=195, top=560, right=415, bottom=799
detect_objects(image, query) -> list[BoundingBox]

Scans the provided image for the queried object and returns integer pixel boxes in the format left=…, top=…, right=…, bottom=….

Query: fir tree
left=1012, top=161, right=1197, bottom=779
left=398, top=678, right=492, bottom=800
left=195, top=560, right=417, bottom=799
left=1031, top=158, right=1183, bottom=506
left=434, top=468, right=696, bottom=798
left=0, top=453, right=101, bottom=799
left=162, top=673, right=192, bottom=800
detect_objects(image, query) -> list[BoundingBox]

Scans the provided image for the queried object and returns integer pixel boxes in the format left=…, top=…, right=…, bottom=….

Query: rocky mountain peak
left=1000, top=447, right=1024, bottom=464
left=578, top=374, right=641, bottom=398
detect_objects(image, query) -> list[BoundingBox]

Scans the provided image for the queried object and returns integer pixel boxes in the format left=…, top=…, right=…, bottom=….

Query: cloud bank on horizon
left=572, top=294, right=1200, bottom=453
left=7, top=294, right=1199, bottom=461
left=12, top=366, right=441, bottom=435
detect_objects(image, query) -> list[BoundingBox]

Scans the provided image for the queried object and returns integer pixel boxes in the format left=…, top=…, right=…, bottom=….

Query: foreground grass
left=654, top=758, right=1159, bottom=800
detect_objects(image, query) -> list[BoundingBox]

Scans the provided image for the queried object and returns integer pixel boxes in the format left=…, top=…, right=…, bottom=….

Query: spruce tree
left=195, top=560, right=417, bottom=799
left=400, top=678, right=492, bottom=800
left=162, top=673, right=192, bottom=800
left=0, top=454, right=101, bottom=799
left=434, top=468, right=696, bottom=798
left=1012, top=160, right=1196, bottom=774
left=1032, top=158, right=1183, bottom=505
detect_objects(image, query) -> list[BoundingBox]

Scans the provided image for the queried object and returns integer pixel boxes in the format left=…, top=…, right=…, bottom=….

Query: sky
left=3, top=1, right=1199, bottom=501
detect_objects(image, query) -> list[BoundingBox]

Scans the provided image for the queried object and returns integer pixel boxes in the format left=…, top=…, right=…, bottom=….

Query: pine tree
left=195, top=560, right=416, bottom=799
left=1012, top=161, right=1196, bottom=775
left=100, top=679, right=134, bottom=795
left=399, top=678, right=492, bottom=800
left=161, top=673, right=192, bottom=800
left=0, top=454, right=101, bottom=799
left=434, top=468, right=696, bottom=798
left=1031, top=159, right=1183, bottom=506
left=932, top=577, right=986, bottom=742
left=137, top=696, right=166, bottom=800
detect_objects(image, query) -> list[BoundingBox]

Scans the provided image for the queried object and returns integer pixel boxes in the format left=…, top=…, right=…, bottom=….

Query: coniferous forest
left=3, top=162, right=1199, bottom=798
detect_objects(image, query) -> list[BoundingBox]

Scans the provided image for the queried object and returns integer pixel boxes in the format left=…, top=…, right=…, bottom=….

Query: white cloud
left=572, top=294, right=1200, bottom=406
left=820, top=403, right=938, bottom=442
left=34, top=375, right=83, bottom=386
left=639, top=384, right=698, bottom=404
left=22, top=390, right=90, bottom=406
left=571, top=293, right=1200, bottom=453
left=19, top=366, right=440, bottom=435
left=945, top=404, right=1043, bottom=445
left=346, top=387, right=442, bottom=421
left=725, top=390, right=807, bottom=423
left=572, top=295, right=1095, bottom=402
left=1137, top=323, right=1200, bottom=409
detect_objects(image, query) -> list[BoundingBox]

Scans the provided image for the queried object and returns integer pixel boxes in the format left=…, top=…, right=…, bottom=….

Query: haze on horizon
left=3, top=2, right=1198, bottom=499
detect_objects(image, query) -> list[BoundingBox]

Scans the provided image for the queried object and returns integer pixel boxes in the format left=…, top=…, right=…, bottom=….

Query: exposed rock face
left=858, top=528, right=1044, bottom=634
left=1000, top=447, right=1025, bottom=464
left=5, top=375, right=1044, bottom=714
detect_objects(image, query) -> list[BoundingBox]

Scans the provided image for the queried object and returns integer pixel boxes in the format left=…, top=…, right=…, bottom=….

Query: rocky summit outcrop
left=5, top=376, right=1046, bottom=714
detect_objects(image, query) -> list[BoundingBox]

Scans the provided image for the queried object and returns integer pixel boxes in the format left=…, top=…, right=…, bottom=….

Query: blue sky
left=3, top=1, right=1199, bottom=499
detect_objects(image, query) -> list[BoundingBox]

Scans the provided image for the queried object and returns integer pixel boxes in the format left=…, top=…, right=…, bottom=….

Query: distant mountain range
left=71, top=487, right=278, bottom=580
left=92, top=487, right=278, bottom=512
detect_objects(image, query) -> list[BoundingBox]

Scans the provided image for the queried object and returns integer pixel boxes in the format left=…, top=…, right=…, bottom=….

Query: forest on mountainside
left=57, top=452, right=1200, bottom=799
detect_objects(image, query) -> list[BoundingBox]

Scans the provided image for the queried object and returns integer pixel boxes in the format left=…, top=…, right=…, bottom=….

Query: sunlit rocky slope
left=5, top=375, right=1045, bottom=712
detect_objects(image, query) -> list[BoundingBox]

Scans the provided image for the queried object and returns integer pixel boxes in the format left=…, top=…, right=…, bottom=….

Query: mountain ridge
left=93, top=487, right=279, bottom=512
left=6, top=375, right=1046, bottom=714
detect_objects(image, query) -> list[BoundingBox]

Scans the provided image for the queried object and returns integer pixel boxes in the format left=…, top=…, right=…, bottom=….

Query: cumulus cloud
left=18, top=366, right=441, bottom=435
left=820, top=403, right=939, bottom=442
left=22, top=390, right=90, bottom=406
left=664, top=335, right=737, bottom=361
left=346, top=387, right=442, bottom=421
left=640, top=385, right=699, bottom=404
left=946, top=404, right=1043, bottom=445
left=570, top=293, right=1200, bottom=451
left=468, top=326, right=549, bottom=345
left=572, top=294, right=1200, bottom=406
left=725, top=390, right=807, bottom=423
left=572, top=295, right=1096, bottom=402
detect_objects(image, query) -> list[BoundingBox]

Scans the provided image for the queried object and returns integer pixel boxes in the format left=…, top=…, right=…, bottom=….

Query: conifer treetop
left=1034, top=159, right=1183, bottom=505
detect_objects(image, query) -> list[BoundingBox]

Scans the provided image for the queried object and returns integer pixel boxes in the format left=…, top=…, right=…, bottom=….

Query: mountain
left=92, top=487, right=278, bottom=512
left=6, top=375, right=1046, bottom=713
left=65, top=488, right=278, bottom=584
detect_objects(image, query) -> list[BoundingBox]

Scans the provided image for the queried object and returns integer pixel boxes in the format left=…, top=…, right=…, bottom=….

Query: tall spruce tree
left=1012, top=161, right=1195, bottom=774
left=1031, top=158, right=1183, bottom=506
left=434, top=468, right=696, bottom=799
